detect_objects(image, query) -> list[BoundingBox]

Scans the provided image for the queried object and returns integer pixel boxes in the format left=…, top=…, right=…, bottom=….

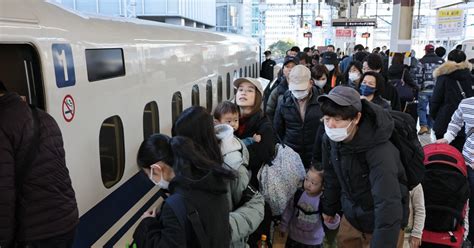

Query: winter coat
left=273, top=87, right=323, bottom=167
left=323, top=71, right=344, bottom=94
left=236, top=110, right=275, bottom=189
left=418, top=53, right=445, bottom=91
left=214, top=124, right=265, bottom=247
left=322, top=100, right=409, bottom=248
left=0, top=93, right=78, bottom=246
left=265, top=77, right=288, bottom=122
left=261, top=59, right=276, bottom=81
left=380, top=75, right=402, bottom=111
left=371, top=95, right=391, bottom=110
left=430, top=61, right=474, bottom=137
left=133, top=170, right=231, bottom=248
left=387, top=64, right=417, bottom=89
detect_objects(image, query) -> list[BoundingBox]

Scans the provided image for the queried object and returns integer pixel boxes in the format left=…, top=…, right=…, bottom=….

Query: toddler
left=280, top=166, right=340, bottom=248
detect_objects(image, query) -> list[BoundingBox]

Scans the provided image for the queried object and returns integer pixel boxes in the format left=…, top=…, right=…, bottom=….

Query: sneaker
left=418, top=126, right=429, bottom=135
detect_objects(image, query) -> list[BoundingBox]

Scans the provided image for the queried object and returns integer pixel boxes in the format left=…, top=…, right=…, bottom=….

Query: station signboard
left=332, top=18, right=377, bottom=27
left=304, top=32, right=312, bottom=38
left=335, top=29, right=354, bottom=42
left=436, top=8, right=465, bottom=38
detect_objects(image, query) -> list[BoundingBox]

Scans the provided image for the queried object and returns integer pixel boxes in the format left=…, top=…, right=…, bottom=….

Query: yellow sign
left=438, top=9, right=462, bottom=18
left=436, top=8, right=464, bottom=38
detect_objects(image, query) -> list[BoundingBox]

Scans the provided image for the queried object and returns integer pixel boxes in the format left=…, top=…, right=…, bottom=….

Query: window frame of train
left=192, top=84, right=200, bottom=106
left=217, top=76, right=223, bottom=103
left=206, top=79, right=213, bottom=112
left=0, top=44, right=45, bottom=109
left=255, top=62, right=259, bottom=77
left=226, top=73, right=231, bottom=100
left=244, top=66, right=247, bottom=77
left=99, top=115, right=125, bottom=189
left=143, top=101, right=160, bottom=140
left=172, top=92, right=183, bottom=124
left=234, top=70, right=238, bottom=95
left=251, top=64, right=255, bottom=77
left=239, top=68, right=243, bottom=78
left=85, top=48, right=126, bottom=82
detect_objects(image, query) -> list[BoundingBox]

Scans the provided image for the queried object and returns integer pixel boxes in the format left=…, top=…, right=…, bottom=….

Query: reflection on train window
left=172, top=92, right=183, bottom=124
left=143, top=101, right=160, bottom=139
left=206, top=80, right=213, bottom=112
left=226, top=73, right=231, bottom=99
left=192, top=84, right=200, bottom=106
left=99, top=115, right=125, bottom=189
left=217, top=76, right=223, bottom=103
left=85, top=48, right=125, bottom=82
left=244, top=67, right=247, bottom=77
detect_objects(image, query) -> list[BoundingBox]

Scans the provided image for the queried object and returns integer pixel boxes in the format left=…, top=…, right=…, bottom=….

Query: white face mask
left=349, top=72, right=361, bottom=82
left=313, top=79, right=327, bottom=88
left=291, top=90, right=309, bottom=100
left=324, top=121, right=353, bottom=142
left=325, top=64, right=335, bottom=72
left=150, top=167, right=170, bottom=189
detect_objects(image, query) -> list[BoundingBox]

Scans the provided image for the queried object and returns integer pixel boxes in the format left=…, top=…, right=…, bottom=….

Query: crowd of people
left=2, top=42, right=474, bottom=248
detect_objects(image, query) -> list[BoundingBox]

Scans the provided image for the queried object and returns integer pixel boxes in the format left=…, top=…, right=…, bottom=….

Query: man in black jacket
left=0, top=82, right=78, bottom=248
left=273, top=65, right=323, bottom=167
left=318, top=86, right=408, bottom=248
left=260, top=50, right=276, bottom=81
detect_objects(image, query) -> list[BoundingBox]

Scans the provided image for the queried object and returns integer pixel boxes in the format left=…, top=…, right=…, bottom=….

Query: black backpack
left=389, top=110, right=425, bottom=190
left=293, top=188, right=320, bottom=216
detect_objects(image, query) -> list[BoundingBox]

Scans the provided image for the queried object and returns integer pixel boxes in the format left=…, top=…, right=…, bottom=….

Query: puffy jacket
left=236, top=110, right=275, bottom=189
left=0, top=93, right=78, bottom=246
left=133, top=169, right=231, bottom=248
left=265, top=77, right=288, bottom=122
left=215, top=124, right=265, bottom=247
left=273, top=87, right=323, bottom=167
left=322, top=100, right=409, bottom=248
left=430, top=61, right=474, bottom=137
left=418, top=53, right=445, bottom=91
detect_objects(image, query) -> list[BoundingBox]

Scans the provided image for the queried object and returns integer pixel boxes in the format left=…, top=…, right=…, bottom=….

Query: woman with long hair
left=133, top=134, right=235, bottom=247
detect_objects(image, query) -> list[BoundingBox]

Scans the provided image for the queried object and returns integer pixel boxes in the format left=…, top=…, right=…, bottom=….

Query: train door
left=0, top=44, right=44, bottom=109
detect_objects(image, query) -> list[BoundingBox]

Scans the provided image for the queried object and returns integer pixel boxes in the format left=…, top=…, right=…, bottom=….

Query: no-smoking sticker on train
left=62, top=95, right=75, bottom=122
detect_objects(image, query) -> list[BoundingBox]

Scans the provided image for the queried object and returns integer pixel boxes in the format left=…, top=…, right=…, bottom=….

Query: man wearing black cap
left=417, top=44, right=445, bottom=135
left=318, top=86, right=408, bottom=248
left=265, top=56, right=299, bottom=121
left=260, top=50, right=276, bottom=81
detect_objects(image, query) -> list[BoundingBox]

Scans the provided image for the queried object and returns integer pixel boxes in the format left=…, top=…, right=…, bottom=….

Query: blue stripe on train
left=73, top=171, right=154, bottom=248
left=103, top=189, right=166, bottom=247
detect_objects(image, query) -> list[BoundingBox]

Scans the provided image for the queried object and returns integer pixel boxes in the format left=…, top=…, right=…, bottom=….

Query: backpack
left=391, top=69, right=416, bottom=102
left=389, top=110, right=425, bottom=190
left=166, top=194, right=210, bottom=248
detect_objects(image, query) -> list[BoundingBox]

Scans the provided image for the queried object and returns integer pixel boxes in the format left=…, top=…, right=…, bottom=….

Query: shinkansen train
left=0, top=0, right=259, bottom=247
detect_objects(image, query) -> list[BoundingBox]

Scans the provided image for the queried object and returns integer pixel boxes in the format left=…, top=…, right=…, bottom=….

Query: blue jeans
left=418, top=91, right=433, bottom=128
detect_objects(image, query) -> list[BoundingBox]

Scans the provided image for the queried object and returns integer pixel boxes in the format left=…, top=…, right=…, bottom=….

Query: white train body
left=0, top=1, right=259, bottom=247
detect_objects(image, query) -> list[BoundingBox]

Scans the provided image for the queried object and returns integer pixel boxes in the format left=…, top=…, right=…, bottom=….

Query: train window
left=172, top=92, right=183, bottom=124
left=143, top=101, right=160, bottom=139
left=226, top=73, right=231, bottom=99
left=192, top=84, right=200, bottom=106
left=217, top=76, right=223, bottom=103
left=251, top=64, right=254, bottom=77
left=85, top=48, right=125, bottom=82
left=255, top=62, right=259, bottom=77
left=244, top=67, right=247, bottom=77
left=99, top=115, right=125, bottom=189
left=206, top=80, right=213, bottom=112
left=239, top=68, right=243, bottom=77
left=234, top=70, right=238, bottom=95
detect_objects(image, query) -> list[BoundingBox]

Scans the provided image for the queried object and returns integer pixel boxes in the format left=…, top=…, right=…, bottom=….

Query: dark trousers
left=18, top=229, right=76, bottom=248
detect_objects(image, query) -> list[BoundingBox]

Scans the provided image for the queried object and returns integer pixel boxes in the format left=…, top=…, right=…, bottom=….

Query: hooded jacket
left=273, top=86, right=323, bottom=167
left=430, top=61, right=474, bottom=136
left=214, top=124, right=265, bottom=248
left=322, top=100, right=408, bottom=248
left=133, top=170, right=231, bottom=248
left=0, top=93, right=78, bottom=245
